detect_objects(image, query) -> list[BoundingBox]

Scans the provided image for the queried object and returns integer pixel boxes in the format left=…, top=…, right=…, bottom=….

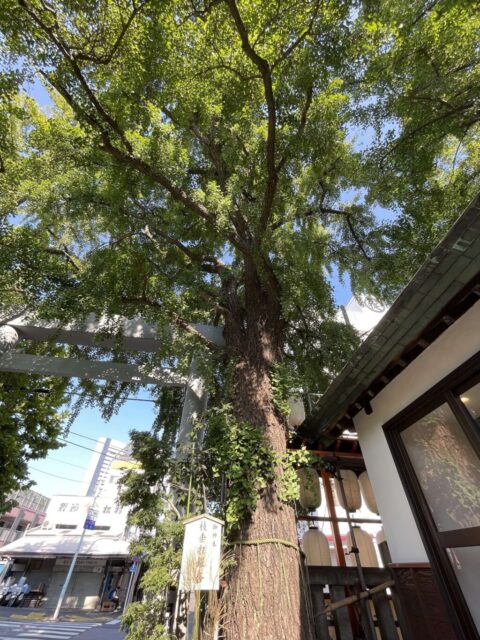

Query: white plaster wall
left=354, top=300, right=480, bottom=563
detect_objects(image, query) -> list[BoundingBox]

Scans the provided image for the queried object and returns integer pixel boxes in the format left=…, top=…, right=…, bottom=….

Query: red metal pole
left=321, top=469, right=346, bottom=567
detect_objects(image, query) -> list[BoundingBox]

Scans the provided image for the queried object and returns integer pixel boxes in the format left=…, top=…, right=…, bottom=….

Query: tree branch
left=163, top=107, right=229, bottom=192
left=71, top=1, right=148, bottom=65
left=19, top=0, right=133, bottom=153
left=97, top=136, right=216, bottom=223
left=225, top=0, right=278, bottom=233
left=380, top=101, right=475, bottom=165
left=24, top=1, right=243, bottom=251
left=44, top=247, right=82, bottom=271
left=140, top=223, right=226, bottom=274
left=319, top=208, right=372, bottom=262
left=271, top=0, right=320, bottom=69
left=120, top=295, right=223, bottom=351
left=409, top=0, right=442, bottom=28
left=276, top=84, right=313, bottom=173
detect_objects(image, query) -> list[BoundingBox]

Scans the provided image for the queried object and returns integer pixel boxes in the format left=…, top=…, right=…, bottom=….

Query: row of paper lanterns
left=297, top=467, right=379, bottom=515
left=303, top=526, right=384, bottom=568
left=297, top=468, right=382, bottom=567
left=288, top=400, right=382, bottom=567
left=288, top=398, right=379, bottom=514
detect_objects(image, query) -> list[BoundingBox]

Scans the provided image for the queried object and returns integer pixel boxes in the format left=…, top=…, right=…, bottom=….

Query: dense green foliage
left=0, top=0, right=478, bottom=635
left=0, top=0, right=477, bottom=377
left=118, top=388, right=189, bottom=639
left=0, top=363, right=68, bottom=511
left=355, top=0, right=480, bottom=294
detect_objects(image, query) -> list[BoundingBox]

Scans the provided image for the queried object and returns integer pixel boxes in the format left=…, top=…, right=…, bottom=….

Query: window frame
left=383, top=349, right=480, bottom=640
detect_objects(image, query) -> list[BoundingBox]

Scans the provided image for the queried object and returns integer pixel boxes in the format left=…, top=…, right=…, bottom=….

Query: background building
left=0, top=490, right=49, bottom=548
left=0, top=437, right=137, bottom=610
left=81, top=437, right=129, bottom=497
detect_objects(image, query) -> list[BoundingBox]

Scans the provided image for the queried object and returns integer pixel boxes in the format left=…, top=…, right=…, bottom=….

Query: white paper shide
left=179, top=514, right=224, bottom=591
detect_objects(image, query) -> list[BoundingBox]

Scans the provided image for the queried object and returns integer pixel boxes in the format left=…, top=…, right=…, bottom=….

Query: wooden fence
left=308, top=566, right=407, bottom=640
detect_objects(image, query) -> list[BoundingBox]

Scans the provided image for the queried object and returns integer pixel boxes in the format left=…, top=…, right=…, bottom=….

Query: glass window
left=447, top=547, right=480, bottom=632
left=460, top=381, right=480, bottom=423
left=401, top=403, right=480, bottom=532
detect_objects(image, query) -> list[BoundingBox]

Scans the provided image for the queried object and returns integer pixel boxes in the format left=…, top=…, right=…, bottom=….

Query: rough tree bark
left=221, top=265, right=314, bottom=640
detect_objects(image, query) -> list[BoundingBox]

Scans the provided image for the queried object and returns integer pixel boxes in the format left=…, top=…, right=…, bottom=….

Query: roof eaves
left=299, top=193, right=480, bottom=442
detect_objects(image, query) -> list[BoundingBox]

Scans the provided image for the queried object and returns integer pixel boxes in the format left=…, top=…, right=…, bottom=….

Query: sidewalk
left=0, top=605, right=122, bottom=623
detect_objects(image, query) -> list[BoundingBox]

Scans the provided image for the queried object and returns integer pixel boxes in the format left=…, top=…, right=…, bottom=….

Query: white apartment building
left=81, top=437, right=129, bottom=497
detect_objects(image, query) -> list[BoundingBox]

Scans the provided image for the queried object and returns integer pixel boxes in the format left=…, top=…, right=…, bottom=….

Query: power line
left=63, top=435, right=127, bottom=457
left=66, top=391, right=158, bottom=404
left=66, top=430, right=130, bottom=452
left=46, top=456, right=87, bottom=471
left=66, top=430, right=103, bottom=444
left=59, top=437, right=126, bottom=456
left=29, top=466, right=84, bottom=484
left=58, top=438, right=102, bottom=454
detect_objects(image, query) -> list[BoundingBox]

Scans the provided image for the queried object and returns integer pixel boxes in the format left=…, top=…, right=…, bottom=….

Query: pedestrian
left=108, top=587, right=120, bottom=611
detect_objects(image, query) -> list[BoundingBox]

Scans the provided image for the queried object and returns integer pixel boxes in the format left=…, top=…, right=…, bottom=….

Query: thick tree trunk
left=222, top=355, right=314, bottom=640
left=216, top=257, right=314, bottom=640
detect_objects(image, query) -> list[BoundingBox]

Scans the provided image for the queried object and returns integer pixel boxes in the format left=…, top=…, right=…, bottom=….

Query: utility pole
left=123, top=565, right=135, bottom=612
left=51, top=500, right=98, bottom=621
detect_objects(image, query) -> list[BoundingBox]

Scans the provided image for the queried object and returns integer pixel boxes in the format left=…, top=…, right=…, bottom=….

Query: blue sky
left=28, top=393, right=158, bottom=497
left=23, top=76, right=357, bottom=499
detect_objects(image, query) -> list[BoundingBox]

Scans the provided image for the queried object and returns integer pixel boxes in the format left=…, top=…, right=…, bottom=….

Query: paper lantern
left=359, top=471, right=379, bottom=514
left=334, top=470, right=361, bottom=512
left=0, top=325, right=19, bottom=353
left=376, top=528, right=386, bottom=545
left=297, top=467, right=321, bottom=510
left=346, top=526, right=379, bottom=567
left=376, top=527, right=392, bottom=566
left=288, top=397, right=306, bottom=427
left=303, top=528, right=332, bottom=566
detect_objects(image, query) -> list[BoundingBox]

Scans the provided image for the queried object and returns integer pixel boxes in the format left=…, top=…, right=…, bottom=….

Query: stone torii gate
left=0, top=313, right=224, bottom=441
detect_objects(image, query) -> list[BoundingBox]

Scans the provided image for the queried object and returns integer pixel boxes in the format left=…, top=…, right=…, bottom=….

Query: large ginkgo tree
left=0, top=1, right=478, bottom=638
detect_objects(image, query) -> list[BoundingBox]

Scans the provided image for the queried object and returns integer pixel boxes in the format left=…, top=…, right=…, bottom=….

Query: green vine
left=270, top=362, right=303, bottom=421
left=277, top=447, right=320, bottom=503
left=202, top=403, right=275, bottom=532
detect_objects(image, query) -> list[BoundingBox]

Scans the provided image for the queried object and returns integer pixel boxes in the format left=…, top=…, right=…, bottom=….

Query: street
left=0, top=617, right=124, bottom=640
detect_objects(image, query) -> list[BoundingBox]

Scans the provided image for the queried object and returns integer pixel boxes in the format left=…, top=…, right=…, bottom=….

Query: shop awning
left=0, top=532, right=130, bottom=558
